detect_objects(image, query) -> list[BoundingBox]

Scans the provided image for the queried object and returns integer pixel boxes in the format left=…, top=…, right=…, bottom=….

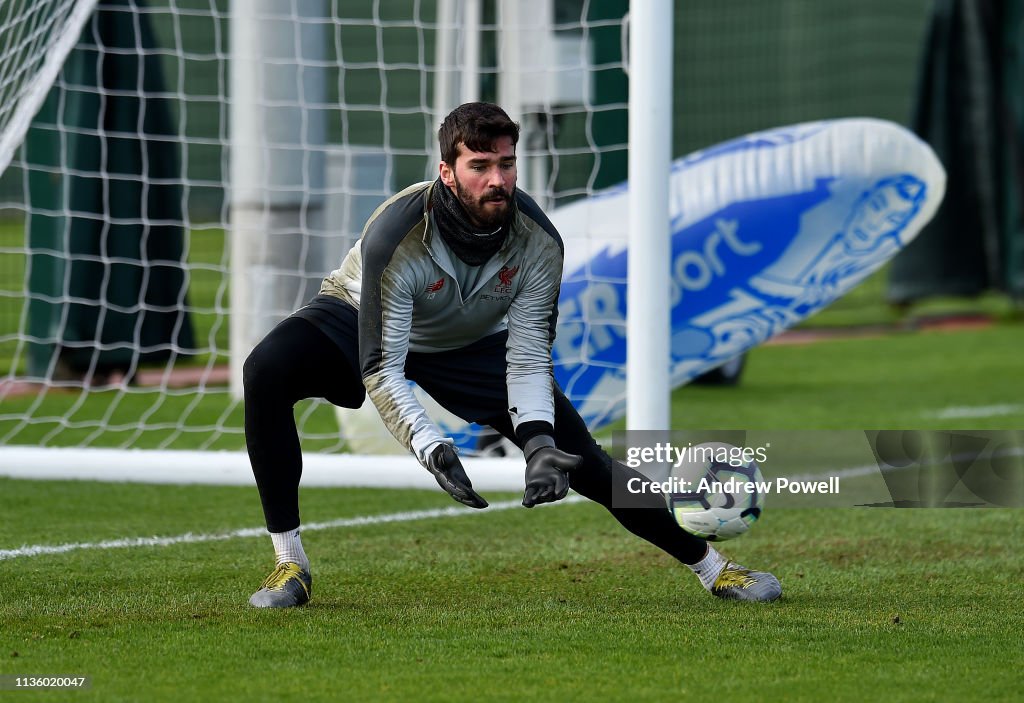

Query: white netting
left=0, top=0, right=99, bottom=179
left=0, top=0, right=932, bottom=461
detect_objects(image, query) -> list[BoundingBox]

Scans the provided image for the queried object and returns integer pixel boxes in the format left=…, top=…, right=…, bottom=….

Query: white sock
left=270, top=528, right=309, bottom=571
left=686, top=545, right=727, bottom=591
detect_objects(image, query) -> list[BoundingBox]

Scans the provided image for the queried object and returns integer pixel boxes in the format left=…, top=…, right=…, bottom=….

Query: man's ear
left=439, top=160, right=456, bottom=188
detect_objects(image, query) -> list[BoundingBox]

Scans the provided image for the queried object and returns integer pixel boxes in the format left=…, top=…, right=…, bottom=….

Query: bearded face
left=452, top=172, right=513, bottom=230
left=440, top=136, right=518, bottom=230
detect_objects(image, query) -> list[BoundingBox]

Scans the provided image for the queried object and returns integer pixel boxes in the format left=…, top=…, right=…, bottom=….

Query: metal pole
left=499, top=0, right=549, bottom=199
left=433, top=0, right=456, bottom=138
left=626, top=1, right=673, bottom=430
left=498, top=0, right=523, bottom=124
left=229, top=0, right=326, bottom=398
left=497, top=1, right=523, bottom=193
left=228, top=0, right=258, bottom=399
left=461, top=0, right=482, bottom=103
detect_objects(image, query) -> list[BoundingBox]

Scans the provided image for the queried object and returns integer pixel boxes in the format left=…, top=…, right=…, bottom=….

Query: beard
left=453, top=176, right=513, bottom=230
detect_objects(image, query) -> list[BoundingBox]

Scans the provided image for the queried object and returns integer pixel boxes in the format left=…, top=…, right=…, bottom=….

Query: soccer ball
left=667, top=442, right=765, bottom=541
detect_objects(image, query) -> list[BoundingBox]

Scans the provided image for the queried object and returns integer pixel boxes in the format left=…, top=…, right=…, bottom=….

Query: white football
left=667, top=441, right=765, bottom=541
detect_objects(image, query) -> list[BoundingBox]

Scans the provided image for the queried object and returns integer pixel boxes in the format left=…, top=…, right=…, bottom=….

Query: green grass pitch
left=1, top=484, right=1021, bottom=702
left=2, top=324, right=1023, bottom=701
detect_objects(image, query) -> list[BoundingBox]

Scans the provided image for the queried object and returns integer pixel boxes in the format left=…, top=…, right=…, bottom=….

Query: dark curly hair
left=438, top=102, right=520, bottom=165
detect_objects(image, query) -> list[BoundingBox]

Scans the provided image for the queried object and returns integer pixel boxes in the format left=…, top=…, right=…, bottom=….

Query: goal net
left=0, top=0, right=933, bottom=478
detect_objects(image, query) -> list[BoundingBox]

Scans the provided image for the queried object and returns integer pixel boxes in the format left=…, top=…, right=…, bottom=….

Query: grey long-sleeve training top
left=319, top=180, right=564, bottom=462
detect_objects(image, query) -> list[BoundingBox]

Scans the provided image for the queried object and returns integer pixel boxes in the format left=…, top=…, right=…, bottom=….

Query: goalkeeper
left=244, top=102, right=781, bottom=607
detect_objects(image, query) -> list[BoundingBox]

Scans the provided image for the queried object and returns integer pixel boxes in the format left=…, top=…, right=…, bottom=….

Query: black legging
left=244, top=315, right=708, bottom=564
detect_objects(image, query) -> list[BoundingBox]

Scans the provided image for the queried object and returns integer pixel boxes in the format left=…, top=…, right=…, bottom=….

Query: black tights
left=244, top=316, right=707, bottom=564
left=243, top=317, right=365, bottom=532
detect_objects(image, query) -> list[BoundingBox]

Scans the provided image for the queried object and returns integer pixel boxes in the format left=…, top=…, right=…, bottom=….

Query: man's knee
left=243, top=338, right=286, bottom=400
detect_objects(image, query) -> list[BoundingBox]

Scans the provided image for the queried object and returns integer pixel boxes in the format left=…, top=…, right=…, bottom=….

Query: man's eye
left=471, top=165, right=485, bottom=172
left=501, top=162, right=515, bottom=170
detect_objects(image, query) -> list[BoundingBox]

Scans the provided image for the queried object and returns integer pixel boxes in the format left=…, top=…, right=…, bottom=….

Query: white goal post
left=0, top=0, right=934, bottom=478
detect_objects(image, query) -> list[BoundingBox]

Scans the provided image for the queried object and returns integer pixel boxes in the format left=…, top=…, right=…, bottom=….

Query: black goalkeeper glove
left=425, top=443, right=488, bottom=509
left=522, top=435, right=582, bottom=508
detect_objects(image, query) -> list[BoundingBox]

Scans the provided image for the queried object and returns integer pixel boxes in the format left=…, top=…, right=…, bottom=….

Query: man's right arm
left=359, top=246, right=447, bottom=464
left=358, top=225, right=487, bottom=509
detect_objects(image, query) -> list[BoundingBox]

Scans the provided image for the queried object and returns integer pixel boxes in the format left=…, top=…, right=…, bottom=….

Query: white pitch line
left=1, top=462, right=902, bottom=562
left=2, top=459, right=899, bottom=563
left=0, top=496, right=586, bottom=562
left=926, top=403, right=1024, bottom=420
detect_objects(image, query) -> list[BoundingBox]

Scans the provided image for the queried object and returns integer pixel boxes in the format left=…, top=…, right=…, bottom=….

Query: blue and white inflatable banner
left=548, top=118, right=945, bottom=430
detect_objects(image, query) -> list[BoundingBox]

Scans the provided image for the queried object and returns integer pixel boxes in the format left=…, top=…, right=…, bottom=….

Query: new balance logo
left=494, top=265, right=519, bottom=294
left=425, top=277, right=445, bottom=299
